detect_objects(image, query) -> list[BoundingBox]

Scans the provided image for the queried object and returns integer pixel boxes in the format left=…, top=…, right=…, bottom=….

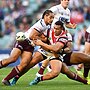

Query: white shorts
left=38, top=48, right=56, bottom=60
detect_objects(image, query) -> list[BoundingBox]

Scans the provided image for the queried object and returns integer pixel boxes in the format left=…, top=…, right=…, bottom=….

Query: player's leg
left=36, top=59, right=50, bottom=77
left=29, top=59, right=62, bottom=85
left=83, top=63, right=90, bottom=79
left=2, top=51, right=32, bottom=86
left=0, top=48, right=21, bottom=69
left=61, top=63, right=87, bottom=84
left=75, top=64, right=83, bottom=76
left=70, top=52, right=90, bottom=64
left=83, top=41, right=90, bottom=79
left=11, top=51, right=44, bottom=85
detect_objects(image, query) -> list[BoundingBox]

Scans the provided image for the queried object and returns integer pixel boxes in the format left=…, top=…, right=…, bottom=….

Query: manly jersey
left=49, top=4, right=70, bottom=27
left=85, top=27, right=90, bottom=43
left=86, top=26, right=90, bottom=33
left=24, top=19, right=50, bottom=38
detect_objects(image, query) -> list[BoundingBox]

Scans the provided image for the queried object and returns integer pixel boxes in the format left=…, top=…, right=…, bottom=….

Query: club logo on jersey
left=59, top=17, right=68, bottom=23
left=48, top=37, right=51, bottom=40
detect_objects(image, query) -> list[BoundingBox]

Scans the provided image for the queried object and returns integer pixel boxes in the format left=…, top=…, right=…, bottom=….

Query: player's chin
left=49, top=22, right=52, bottom=25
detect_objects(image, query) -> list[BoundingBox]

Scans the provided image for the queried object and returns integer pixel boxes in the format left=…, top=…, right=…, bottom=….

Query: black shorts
left=14, top=40, right=34, bottom=53
left=63, top=52, right=72, bottom=66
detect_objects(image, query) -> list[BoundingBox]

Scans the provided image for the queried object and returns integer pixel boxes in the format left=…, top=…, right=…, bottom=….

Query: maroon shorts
left=14, top=40, right=34, bottom=53
left=85, top=31, right=90, bottom=43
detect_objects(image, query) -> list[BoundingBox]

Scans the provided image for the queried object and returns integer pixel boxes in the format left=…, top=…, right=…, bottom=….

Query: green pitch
left=0, top=67, right=90, bottom=90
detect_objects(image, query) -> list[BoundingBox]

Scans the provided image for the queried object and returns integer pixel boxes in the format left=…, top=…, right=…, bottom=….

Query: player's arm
left=63, top=41, right=72, bottom=53
left=29, top=28, right=47, bottom=42
left=65, top=22, right=77, bottom=29
left=33, top=40, right=64, bottom=53
left=63, top=32, right=73, bottom=53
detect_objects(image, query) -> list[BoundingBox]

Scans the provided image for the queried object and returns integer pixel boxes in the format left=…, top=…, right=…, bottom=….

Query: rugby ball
left=16, top=32, right=26, bottom=41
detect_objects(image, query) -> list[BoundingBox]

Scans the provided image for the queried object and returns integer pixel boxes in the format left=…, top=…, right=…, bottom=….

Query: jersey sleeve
left=49, top=6, right=58, bottom=14
left=33, top=21, right=44, bottom=33
left=58, top=36, right=68, bottom=46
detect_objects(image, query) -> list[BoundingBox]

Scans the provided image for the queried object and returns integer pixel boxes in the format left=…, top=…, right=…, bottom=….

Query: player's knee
left=18, top=63, right=28, bottom=71
left=51, top=70, right=60, bottom=77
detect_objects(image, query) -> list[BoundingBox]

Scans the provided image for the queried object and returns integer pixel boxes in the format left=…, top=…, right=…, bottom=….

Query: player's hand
left=71, top=23, right=77, bottom=29
left=33, top=39, right=43, bottom=46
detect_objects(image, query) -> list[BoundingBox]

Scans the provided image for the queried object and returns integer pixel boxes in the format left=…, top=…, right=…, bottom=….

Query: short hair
left=55, top=21, right=63, bottom=27
left=42, top=10, right=53, bottom=19
left=55, top=21, right=65, bottom=30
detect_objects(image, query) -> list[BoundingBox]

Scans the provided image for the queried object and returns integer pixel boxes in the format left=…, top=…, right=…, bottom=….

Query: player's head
left=60, top=0, right=70, bottom=9
left=42, top=10, right=54, bottom=25
left=54, top=21, right=64, bottom=36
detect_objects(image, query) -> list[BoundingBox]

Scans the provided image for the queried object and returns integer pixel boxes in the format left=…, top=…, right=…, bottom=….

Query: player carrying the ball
left=0, top=10, right=54, bottom=86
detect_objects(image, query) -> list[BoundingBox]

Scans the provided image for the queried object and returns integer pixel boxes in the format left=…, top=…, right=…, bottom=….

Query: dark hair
left=55, top=21, right=63, bottom=27
left=42, top=10, right=53, bottom=19
left=55, top=21, right=65, bottom=30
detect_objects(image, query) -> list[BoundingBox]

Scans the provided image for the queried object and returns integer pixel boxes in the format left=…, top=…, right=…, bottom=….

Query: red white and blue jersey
left=48, top=29, right=68, bottom=46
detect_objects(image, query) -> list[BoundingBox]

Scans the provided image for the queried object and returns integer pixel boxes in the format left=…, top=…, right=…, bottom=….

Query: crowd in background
left=0, top=0, right=90, bottom=51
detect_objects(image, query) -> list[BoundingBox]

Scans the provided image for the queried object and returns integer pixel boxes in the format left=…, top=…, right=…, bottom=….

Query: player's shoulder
left=32, top=19, right=42, bottom=27
left=60, top=31, right=67, bottom=38
left=50, top=4, right=60, bottom=9
left=66, top=8, right=70, bottom=13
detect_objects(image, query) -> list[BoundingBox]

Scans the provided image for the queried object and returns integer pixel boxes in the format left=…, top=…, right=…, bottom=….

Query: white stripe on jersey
left=48, top=29, right=68, bottom=45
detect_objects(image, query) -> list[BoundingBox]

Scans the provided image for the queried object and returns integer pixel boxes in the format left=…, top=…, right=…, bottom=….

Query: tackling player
left=0, top=10, right=54, bottom=86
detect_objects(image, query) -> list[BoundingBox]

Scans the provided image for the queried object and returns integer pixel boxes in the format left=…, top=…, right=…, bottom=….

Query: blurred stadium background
left=0, top=0, right=90, bottom=66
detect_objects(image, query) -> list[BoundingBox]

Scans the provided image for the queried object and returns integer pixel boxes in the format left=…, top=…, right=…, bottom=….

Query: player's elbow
left=53, top=45, right=63, bottom=53
left=53, top=48, right=60, bottom=53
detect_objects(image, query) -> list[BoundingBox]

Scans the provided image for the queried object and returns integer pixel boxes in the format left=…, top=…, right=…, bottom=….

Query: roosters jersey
left=24, top=19, right=50, bottom=38
left=49, top=4, right=70, bottom=27
left=48, top=29, right=68, bottom=46
left=86, top=26, right=90, bottom=33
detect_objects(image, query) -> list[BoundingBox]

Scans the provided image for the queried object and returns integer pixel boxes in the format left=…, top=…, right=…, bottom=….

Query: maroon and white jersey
left=85, top=26, right=90, bottom=43
left=86, top=26, right=90, bottom=33
left=25, top=19, right=50, bottom=38
left=48, top=29, right=68, bottom=46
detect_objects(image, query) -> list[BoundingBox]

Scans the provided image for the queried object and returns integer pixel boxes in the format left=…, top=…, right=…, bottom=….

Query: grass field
left=0, top=67, right=90, bottom=90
